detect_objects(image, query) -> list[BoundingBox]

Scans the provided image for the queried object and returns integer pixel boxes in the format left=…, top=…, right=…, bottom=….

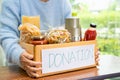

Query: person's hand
left=95, top=50, right=100, bottom=66
left=20, top=51, right=41, bottom=78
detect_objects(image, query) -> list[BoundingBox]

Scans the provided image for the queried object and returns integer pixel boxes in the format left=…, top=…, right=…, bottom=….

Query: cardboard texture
left=20, top=40, right=97, bottom=77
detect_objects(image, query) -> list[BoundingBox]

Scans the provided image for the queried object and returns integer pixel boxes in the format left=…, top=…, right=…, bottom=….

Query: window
left=70, top=0, right=120, bottom=56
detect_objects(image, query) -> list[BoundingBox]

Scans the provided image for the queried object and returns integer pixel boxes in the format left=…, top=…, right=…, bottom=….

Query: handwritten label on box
left=42, top=44, right=95, bottom=74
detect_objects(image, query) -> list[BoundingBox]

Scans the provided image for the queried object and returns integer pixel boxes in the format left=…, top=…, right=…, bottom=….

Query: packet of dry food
left=18, top=23, right=41, bottom=43
left=29, top=30, right=48, bottom=45
left=46, top=29, right=71, bottom=44
left=22, top=16, right=40, bottom=28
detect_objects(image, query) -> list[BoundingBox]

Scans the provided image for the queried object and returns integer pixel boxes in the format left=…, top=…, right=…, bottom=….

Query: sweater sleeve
left=64, top=0, right=72, bottom=18
left=0, top=0, right=25, bottom=66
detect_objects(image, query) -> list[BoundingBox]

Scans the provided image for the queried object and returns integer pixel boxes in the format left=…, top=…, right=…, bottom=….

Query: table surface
left=0, top=55, right=120, bottom=80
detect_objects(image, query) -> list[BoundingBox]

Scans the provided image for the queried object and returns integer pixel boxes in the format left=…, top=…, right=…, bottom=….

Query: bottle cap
left=72, top=12, right=77, bottom=17
left=90, top=23, right=96, bottom=28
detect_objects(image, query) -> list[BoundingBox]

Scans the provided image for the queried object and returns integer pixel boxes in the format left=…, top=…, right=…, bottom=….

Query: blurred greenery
left=70, top=0, right=120, bottom=56
left=78, top=11, right=120, bottom=29
left=97, top=38, right=120, bottom=56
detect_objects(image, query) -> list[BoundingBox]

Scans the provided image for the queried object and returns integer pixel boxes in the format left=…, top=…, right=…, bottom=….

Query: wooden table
left=0, top=55, right=120, bottom=80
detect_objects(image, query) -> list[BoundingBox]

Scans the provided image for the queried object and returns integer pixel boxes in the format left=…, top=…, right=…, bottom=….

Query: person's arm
left=0, top=0, right=24, bottom=66
left=0, top=1, right=41, bottom=78
left=64, top=0, right=72, bottom=18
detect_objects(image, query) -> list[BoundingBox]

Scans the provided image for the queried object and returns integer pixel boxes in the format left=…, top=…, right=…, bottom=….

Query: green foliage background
left=97, top=38, right=120, bottom=56
left=78, top=11, right=120, bottom=29
left=70, top=0, right=120, bottom=56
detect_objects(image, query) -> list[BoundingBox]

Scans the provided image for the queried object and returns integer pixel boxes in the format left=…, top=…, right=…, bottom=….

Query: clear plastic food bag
left=20, top=31, right=32, bottom=43
left=18, top=23, right=41, bottom=43
left=46, top=29, right=71, bottom=44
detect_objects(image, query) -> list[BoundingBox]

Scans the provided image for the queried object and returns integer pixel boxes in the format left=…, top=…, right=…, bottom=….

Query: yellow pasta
left=47, top=29, right=71, bottom=44
left=18, top=23, right=40, bottom=36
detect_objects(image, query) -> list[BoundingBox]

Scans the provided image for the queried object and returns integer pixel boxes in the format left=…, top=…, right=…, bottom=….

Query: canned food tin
left=65, top=18, right=82, bottom=42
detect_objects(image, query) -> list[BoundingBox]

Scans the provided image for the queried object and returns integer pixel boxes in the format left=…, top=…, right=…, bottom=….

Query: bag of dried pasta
left=18, top=23, right=41, bottom=43
left=46, top=29, right=71, bottom=44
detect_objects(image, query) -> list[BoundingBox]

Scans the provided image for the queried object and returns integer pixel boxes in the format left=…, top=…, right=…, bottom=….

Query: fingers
left=95, top=53, right=99, bottom=59
left=26, top=65, right=41, bottom=72
left=26, top=70, right=40, bottom=78
left=21, top=56, right=41, bottom=67
left=25, top=63, right=41, bottom=78
left=95, top=49, right=100, bottom=58
left=96, top=50, right=100, bottom=55
left=22, top=52, right=33, bottom=60
left=20, top=51, right=41, bottom=78
left=95, top=50, right=100, bottom=66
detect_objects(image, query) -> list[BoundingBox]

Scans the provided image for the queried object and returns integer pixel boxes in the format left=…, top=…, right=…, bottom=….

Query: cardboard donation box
left=20, top=40, right=97, bottom=77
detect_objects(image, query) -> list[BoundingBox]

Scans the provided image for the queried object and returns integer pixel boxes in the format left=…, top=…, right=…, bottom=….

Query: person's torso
left=19, top=0, right=65, bottom=30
